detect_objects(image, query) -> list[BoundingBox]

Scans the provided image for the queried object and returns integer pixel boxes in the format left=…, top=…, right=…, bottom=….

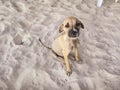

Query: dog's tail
left=39, top=38, right=63, bottom=59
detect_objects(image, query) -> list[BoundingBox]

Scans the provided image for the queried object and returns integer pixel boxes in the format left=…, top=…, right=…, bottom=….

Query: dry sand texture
left=0, top=0, right=120, bottom=90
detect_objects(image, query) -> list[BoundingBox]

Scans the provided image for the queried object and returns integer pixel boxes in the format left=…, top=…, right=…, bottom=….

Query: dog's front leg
left=75, top=47, right=79, bottom=62
left=62, top=50, right=71, bottom=76
left=75, top=40, right=80, bottom=62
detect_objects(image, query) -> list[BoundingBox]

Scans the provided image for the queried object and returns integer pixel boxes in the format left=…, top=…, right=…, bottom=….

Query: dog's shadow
left=69, top=53, right=83, bottom=64
left=52, top=52, right=83, bottom=65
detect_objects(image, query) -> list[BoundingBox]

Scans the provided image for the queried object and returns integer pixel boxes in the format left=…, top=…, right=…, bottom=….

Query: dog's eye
left=76, top=22, right=80, bottom=26
left=65, top=23, right=69, bottom=28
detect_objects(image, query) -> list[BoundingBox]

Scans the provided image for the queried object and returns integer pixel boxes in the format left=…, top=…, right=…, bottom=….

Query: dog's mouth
left=68, top=28, right=79, bottom=38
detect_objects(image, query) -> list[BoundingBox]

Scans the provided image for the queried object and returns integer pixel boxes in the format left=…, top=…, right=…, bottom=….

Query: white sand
left=0, top=0, right=120, bottom=90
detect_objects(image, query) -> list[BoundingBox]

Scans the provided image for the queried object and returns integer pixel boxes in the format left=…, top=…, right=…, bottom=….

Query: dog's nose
left=72, top=28, right=79, bottom=35
left=72, top=28, right=78, bottom=33
left=68, top=28, right=79, bottom=37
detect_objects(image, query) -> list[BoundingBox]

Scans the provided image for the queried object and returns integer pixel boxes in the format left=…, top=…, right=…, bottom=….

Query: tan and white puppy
left=52, top=16, right=84, bottom=75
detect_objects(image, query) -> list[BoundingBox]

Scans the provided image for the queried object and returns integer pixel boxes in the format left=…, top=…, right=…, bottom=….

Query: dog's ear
left=59, top=24, right=63, bottom=33
left=80, top=22, right=84, bottom=29
left=77, top=20, right=84, bottom=29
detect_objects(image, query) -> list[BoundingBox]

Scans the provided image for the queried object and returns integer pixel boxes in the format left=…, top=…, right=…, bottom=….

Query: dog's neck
left=63, top=33, right=79, bottom=41
left=62, top=33, right=79, bottom=48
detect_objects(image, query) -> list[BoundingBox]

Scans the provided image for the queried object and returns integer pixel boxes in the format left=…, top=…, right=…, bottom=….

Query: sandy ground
left=0, top=0, right=120, bottom=90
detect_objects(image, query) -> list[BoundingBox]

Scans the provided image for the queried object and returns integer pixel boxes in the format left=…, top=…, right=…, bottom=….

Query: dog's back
left=52, top=35, right=63, bottom=56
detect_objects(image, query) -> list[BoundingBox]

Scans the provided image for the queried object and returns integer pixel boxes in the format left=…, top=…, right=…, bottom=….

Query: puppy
left=52, top=16, right=84, bottom=75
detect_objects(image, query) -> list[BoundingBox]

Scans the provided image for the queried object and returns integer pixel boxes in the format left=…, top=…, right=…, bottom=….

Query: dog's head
left=59, top=16, right=84, bottom=38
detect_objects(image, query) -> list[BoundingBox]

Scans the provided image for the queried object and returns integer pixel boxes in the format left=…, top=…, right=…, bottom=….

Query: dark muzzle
left=68, top=28, right=79, bottom=37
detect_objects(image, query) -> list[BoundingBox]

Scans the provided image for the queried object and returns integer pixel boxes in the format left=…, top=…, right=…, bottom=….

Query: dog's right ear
left=59, top=24, right=63, bottom=33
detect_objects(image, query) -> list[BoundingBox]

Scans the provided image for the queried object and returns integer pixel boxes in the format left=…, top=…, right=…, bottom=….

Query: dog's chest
left=63, top=35, right=79, bottom=50
left=67, top=40, right=77, bottom=49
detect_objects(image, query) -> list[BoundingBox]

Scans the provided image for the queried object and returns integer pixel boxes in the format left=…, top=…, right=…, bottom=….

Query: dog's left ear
left=80, top=22, right=84, bottom=29
left=59, top=24, right=63, bottom=33
left=77, top=20, right=84, bottom=29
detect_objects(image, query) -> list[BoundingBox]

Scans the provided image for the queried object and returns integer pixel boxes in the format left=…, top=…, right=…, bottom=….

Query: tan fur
left=52, top=16, right=84, bottom=76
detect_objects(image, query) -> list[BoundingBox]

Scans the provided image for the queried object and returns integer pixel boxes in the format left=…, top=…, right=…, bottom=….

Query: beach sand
left=0, top=0, right=120, bottom=90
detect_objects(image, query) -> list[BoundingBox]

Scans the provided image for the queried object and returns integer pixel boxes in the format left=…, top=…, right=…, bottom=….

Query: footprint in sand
left=13, top=29, right=33, bottom=46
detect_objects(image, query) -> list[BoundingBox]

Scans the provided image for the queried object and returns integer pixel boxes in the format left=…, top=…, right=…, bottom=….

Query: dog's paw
left=66, top=70, right=72, bottom=76
left=76, top=59, right=79, bottom=62
left=76, top=59, right=80, bottom=62
left=75, top=56, right=79, bottom=61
